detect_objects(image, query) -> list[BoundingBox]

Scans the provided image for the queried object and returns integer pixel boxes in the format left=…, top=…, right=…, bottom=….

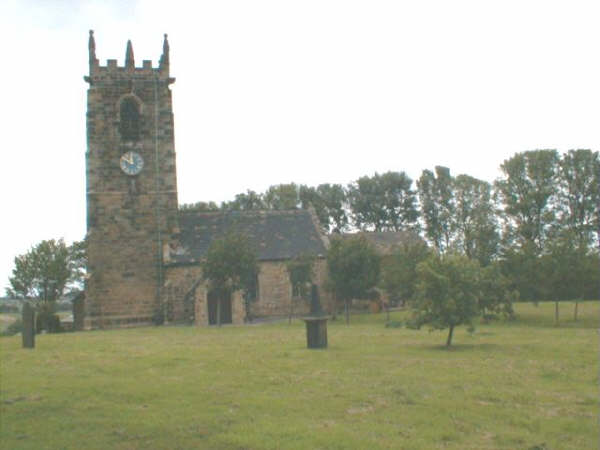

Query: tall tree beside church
left=299, top=184, right=350, bottom=232
left=299, top=185, right=329, bottom=229
left=552, top=150, right=600, bottom=318
left=556, top=149, right=599, bottom=250
left=316, top=183, right=350, bottom=232
left=7, top=239, right=85, bottom=332
left=202, top=233, right=259, bottom=326
left=453, top=174, right=499, bottom=265
left=327, top=236, right=380, bottom=324
left=263, top=183, right=301, bottom=210
left=222, top=190, right=265, bottom=211
left=347, top=171, right=419, bottom=232
left=417, top=166, right=456, bottom=252
left=494, top=150, right=559, bottom=253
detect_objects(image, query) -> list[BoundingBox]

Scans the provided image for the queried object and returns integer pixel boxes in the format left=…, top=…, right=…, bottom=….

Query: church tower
left=84, top=31, right=178, bottom=327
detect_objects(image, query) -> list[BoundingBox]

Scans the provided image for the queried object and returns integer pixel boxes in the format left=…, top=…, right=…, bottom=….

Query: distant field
left=1, top=302, right=598, bottom=449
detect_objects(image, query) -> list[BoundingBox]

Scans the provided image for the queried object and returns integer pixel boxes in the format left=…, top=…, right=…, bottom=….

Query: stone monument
left=22, top=303, right=35, bottom=349
left=302, top=284, right=329, bottom=349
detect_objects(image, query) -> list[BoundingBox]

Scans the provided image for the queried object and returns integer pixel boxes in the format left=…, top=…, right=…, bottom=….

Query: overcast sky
left=1, top=0, right=599, bottom=292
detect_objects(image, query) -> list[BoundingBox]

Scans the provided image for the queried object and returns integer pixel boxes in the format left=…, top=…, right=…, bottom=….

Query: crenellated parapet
left=85, top=30, right=174, bottom=85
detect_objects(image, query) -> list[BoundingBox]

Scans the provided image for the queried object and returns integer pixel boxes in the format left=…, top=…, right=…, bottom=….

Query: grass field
left=1, top=302, right=598, bottom=449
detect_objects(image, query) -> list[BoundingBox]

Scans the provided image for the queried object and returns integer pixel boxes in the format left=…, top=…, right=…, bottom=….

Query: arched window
left=119, top=97, right=140, bottom=142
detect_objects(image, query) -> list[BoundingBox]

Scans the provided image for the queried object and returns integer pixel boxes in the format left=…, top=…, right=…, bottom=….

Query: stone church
left=84, top=32, right=330, bottom=328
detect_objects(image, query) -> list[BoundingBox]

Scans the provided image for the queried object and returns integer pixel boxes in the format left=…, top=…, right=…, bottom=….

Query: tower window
left=119, top=97, right=141, bottom=142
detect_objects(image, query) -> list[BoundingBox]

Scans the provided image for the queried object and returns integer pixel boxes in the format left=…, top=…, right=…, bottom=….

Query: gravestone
left=302, top=284, right=329, bottom=349
left=22, top=303, right=35, bottom=349
left=72, top=292, right=85, bottom=331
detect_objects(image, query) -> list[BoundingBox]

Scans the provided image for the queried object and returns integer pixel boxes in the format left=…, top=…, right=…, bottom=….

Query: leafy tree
left=380, top=239, right=431, bottom=307
left=327, top=236, right=380, bottom=324
left=68, top=239, right=87, bottom=291
left=298, top=185, right=329, bottom=229
left=542, top=231, right=599, bottom=323
left=347, top=171, right=419, bottom=232
left=411, top=253, right=480, bottom=347
left=316, top=183, right=349, bottom=232
left=478, top=262, right=516, bottom=322
left=286, top=253, right=315, bottom=323
left=299, top=184, right=351, bottom=232
left=495, top=150, right=559, bottom=253
left=557, top=149, right=599, bottom=250
left=417, top=166, right=456, bottom=252
left=499, top=242, right=544, bottom=302
left=221, top=190, right=265, bottom=211
left=202, top=233, right=259, bottom=326
left=454, top=174, right=499, bottom=265
left=263, top=183, right=301, bottom=210
left=6, top=239, right=83, bottom=332
left=179, top=201, right=220, bottom=212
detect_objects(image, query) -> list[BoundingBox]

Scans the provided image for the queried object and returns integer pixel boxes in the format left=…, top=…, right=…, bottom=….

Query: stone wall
left=163, top=265, right=203, bottom=323
left=163, top=257, right=332, bottom=326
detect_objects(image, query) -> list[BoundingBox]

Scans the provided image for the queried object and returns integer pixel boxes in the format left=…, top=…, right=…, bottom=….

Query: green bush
left=36, top=310, right=62, bottom=334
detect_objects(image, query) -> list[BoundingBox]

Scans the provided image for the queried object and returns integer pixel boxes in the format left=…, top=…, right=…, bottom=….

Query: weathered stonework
left=84, top=32, right=332, bottom=328
left=84, top=31, right=178, bottom=328
left=161, top=258, right=331, bottom=326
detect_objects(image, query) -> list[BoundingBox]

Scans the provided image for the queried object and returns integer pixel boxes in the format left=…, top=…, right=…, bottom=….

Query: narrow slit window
left=119, top=98, right=140, bottom=142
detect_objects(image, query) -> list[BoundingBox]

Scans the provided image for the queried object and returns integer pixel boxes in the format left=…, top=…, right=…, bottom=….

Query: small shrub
left=36, top=310, right=63, bottom=334
left=385, top=320, right=403, bottom=328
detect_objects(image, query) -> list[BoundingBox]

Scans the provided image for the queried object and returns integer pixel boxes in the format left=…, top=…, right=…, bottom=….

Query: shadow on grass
left=419, top=343, right=501, bottom=352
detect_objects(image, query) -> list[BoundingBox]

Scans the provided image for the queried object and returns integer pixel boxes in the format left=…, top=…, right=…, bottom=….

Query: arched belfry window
left=119, top=97, right=141, bottom=142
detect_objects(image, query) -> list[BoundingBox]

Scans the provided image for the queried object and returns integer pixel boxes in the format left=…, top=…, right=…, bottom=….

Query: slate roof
left=335, top=231, right=423, bottom=255
left=167, top=210, right=328, bottom=264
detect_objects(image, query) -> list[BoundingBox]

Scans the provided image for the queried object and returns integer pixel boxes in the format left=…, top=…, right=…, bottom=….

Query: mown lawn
left=1, top=302, right=598, bottom=449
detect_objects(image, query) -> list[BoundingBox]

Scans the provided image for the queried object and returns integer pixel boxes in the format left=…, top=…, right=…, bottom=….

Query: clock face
left=120, top=151, right=144, bottom=176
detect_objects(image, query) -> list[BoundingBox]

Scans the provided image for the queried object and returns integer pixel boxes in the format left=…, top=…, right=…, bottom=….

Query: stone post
left=302, top=285, right=329, bottom=349
left=73, top=293, right=85, bottom=331
left=22, top=303, right=35, bottom=349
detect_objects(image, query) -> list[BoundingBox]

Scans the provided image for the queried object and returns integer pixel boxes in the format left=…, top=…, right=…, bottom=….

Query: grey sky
left=1, top=0, right=599, bottom=290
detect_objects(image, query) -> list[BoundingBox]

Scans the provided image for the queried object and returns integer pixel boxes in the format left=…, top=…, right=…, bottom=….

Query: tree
left=286, top=253, right=315, bottom=323
left=263, top=183, right=301, bottom=210
left=556, top=149, right=599, bottom=250
left=7, top=239, right=83, bottom=332
left=454, top=174, right=499, bottom=265
left=417, top=166, right=456, bottom=252
left=298, top=184, right=350, bottom=233
left=68, top=239, right=87, bottom=292
left=327, top=236, right=380, bottom=324
left=495, top=150, right=559, bottom=253
left=499, top=241, right=544, bottom=302
left=347, top=171, right=419, bottom=232
left=316, top=183, right=349, bottom=232
left=411, top=253, right=480, bottom=347
left=221, top=190, right=265, bottom=211
left=202, top=233, right=259, bottom=326
left=298, top=185, right=329, bottom=229
left=542, top=231, right=596, bottom=324
left=179, top=201, right=220, bottom=212
left=478, top=262, right=516, bottom=322
left=380, top=239, right=430, bottom=307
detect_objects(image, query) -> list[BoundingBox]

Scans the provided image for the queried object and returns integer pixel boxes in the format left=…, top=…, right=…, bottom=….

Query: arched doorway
left=207, top=288, right=232, bottom=325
